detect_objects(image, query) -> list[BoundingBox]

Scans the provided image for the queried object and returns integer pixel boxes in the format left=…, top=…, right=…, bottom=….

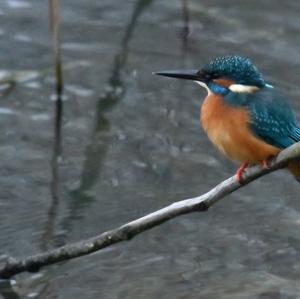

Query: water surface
left=1, top=0, right=300, bottom=298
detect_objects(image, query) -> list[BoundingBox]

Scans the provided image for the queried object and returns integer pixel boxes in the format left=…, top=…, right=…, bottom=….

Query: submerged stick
left=1, top=142, right=300, bottom=279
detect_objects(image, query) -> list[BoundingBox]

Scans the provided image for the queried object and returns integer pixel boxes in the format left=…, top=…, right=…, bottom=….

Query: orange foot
left=262, top=156, right=274, bottom=170
left=236, top=162, right=249, bottom=184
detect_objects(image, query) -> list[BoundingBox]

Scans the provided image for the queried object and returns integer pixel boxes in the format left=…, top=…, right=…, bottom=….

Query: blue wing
left=224, top=86, right=300, bottom=149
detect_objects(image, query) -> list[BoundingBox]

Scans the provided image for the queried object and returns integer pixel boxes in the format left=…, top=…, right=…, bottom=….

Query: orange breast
left=200, top=94, right=280, bottom=164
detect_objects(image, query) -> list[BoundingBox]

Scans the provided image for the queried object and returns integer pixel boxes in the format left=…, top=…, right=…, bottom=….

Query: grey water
left=1, top=0, right=300, bottom=298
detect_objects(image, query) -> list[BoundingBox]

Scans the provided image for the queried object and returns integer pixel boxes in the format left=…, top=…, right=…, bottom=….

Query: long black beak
left=154, top=69, right=205, bottom=82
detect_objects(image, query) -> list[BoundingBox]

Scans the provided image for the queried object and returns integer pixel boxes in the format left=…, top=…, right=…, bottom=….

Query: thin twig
left=49, top=0, right=63, bottom=158
left=0, top=142, right=300, bottom=279
left=49, top=0, right=63, bottom=96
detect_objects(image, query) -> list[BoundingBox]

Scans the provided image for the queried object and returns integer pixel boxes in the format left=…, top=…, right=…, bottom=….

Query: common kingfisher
left=155, top=55, right=300, bottom=183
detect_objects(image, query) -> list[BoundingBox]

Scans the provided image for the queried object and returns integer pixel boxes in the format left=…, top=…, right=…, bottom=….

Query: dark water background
left=1, top=0, right=300, bottom=298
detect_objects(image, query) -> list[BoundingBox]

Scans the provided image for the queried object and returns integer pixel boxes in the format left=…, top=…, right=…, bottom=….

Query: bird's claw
left=261, top=156, right=274, bottom=170
left=236, top=162, right=249, bottom=184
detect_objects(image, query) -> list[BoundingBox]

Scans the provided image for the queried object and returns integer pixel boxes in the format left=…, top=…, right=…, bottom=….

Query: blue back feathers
left=203, top=55, right=266, bottom=87
left=224, top=86, right=300, bottom=148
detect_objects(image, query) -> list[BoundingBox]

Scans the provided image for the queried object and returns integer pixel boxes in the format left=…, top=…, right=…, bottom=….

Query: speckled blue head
left=155, top=55, right=268, bottom=95
left=202, top=55, right=265, bottom=87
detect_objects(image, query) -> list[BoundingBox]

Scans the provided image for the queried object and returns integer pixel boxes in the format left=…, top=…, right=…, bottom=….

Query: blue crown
left=202, top=55, right=265, bottom=87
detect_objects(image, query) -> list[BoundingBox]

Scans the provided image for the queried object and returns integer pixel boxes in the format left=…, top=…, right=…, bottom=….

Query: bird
left=155, top=55, right=300, bottom=183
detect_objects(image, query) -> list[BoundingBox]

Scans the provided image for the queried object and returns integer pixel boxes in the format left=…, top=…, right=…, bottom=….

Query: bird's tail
left=288, top=160, right=300, bottom=182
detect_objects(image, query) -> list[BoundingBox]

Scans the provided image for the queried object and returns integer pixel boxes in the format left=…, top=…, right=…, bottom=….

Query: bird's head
left=155, top=55, right=267, bottom=95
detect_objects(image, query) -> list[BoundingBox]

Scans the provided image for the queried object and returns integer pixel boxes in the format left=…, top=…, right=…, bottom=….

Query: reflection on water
left=39, top=0, right=64, bottom=252
left=180, top=0, right=190, bottom=48
left=61, top=0, right=155, bottom=234
left=1, top=0, right=300, bottom=298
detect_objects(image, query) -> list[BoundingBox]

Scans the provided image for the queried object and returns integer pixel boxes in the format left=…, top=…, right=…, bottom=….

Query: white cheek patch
left=265, top=83, right=274, bottom=88
left=194, top=81, right=261, bottom=94
left=194, top=81, right=211, bottom=95
left=228, top=84, right=259, bottom=93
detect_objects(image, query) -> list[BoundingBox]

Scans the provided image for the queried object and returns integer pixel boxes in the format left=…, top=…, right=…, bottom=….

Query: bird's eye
left=197, top=71, right=212, bottom=80
left=210, top=72, right=219, bottom=79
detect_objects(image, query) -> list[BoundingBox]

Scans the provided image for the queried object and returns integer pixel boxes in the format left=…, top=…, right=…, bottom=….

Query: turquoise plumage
left=155, top=55, right=300, bottom=182
left=224, top=86, right=300, bottom=149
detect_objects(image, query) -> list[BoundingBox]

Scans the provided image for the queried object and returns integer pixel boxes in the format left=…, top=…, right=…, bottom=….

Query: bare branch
left=1, top=142, right=300, bottom=279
